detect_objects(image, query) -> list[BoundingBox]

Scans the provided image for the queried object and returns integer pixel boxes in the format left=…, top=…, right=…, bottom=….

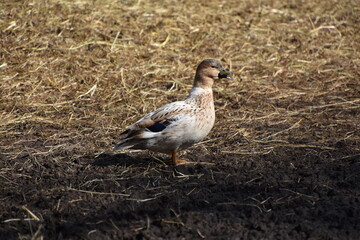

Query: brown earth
left=1, top=0, right=360, bottom=239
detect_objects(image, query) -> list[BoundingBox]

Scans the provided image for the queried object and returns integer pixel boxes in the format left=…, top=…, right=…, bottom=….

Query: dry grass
left=1, top=0, right=359, bottom=164
left=1, top=1, right=360, bottom=238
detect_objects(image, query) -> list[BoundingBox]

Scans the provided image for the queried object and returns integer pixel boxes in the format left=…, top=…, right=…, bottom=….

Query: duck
left=115, top=59, right=232, bottom=165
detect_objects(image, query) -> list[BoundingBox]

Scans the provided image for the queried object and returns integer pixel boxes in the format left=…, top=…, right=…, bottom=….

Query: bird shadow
left=91, top=152, right=150, bottom=167
left=91, top=152, right=193, bottom=175
left=91, top=152, right=205, bottom=175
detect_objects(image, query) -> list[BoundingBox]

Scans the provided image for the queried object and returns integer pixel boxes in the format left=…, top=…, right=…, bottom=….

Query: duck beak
left=218, top=69, right=233, bottom=79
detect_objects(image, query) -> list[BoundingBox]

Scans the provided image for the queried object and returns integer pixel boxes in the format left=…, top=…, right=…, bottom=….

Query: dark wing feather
left=146, top=122, right=167, bottom=132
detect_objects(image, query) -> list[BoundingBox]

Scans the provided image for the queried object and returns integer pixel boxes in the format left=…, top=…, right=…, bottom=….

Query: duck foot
left=175, top=159, right=198, bottom=165
left=172, top=151, right=196, bottom=165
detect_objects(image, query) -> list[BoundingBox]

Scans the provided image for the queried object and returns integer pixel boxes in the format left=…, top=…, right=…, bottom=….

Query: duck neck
left=193, top=74, right=214, bottom=89
left=185, top=87, right=214, bottom=108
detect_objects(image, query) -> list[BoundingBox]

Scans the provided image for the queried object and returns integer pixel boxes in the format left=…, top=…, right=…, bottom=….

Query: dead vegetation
left=1, top=0, right=359, bottom=239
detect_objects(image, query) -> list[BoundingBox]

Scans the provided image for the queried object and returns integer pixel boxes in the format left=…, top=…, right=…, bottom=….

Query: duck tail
left=114, top=129, right=156, bottom=150
left=114, top=140, right=135, bottom=150
left=114, top=129, right=136, bottom=150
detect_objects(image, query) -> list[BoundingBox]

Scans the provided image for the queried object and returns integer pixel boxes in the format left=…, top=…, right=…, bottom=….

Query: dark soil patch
left=1, top=132, right=359, bottom=239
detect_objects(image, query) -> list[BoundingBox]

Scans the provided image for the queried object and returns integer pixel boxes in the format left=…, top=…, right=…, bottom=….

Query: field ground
left=1, top=0, right=359, bottom=239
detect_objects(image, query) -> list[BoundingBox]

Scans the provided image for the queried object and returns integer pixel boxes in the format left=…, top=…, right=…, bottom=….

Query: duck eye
left=211, top=66, right=217, bottom=69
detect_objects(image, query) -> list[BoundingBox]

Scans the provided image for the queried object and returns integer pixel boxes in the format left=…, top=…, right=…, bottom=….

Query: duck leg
left=172, top=150, right=191, bottom=165
left=171, top=151, right=178, bottom=165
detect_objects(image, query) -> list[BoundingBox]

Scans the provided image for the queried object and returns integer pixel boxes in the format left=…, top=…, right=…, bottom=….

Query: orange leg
left=171, top=151, right=190, bottom=165
left=171, top=151, right=178, bottom=165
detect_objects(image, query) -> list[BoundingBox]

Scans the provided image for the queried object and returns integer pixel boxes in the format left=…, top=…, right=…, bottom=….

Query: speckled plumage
left=115, top=59, right=232, bottom=165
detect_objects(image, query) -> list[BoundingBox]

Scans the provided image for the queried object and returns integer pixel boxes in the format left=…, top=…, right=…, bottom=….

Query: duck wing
left=115, top=101, right=193, bottom=150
